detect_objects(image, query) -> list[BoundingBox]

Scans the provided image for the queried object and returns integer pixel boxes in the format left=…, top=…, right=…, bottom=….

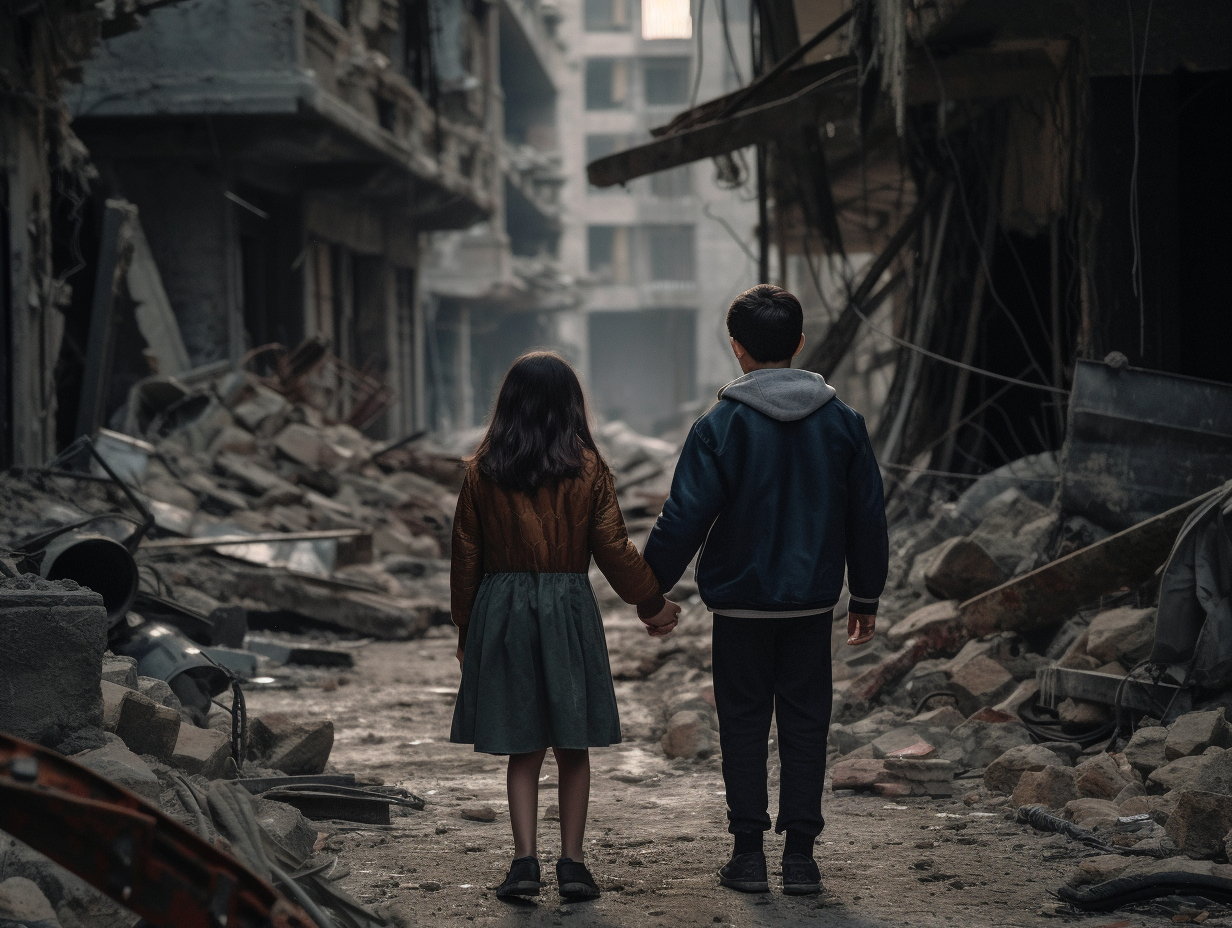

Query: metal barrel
left=38, top=531, right=138, bottom=628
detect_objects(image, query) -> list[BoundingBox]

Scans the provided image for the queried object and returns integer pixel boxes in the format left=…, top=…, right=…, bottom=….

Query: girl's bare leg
left=508, top=749, right=548, bottom=858
left=553, top=747, right=590, bottom=861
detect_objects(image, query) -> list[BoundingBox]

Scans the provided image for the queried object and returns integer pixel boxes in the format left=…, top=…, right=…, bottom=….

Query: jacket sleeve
left=450, top=467, right=485, bottom=644
left=643, top=424, right=727, bottom=592
left=589, top=464, right=665, bottom=613
left=845, top=418, right=889, bottom=614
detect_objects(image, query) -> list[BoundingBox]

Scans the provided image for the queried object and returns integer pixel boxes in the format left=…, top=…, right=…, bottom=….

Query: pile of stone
left=0, top=576, right=336, bottom=928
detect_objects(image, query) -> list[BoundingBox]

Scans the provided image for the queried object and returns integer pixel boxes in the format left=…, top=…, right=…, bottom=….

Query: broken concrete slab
left=249, top=714, right=335, bottom=775
left=0, top=876, right=60, bottom=928
left=887, top=600, right=966, bottom=651
left=911, top=706, right=967, bottom=731
left=947, top=654, right=1017, bottom=717
left=984, top=744, right=1070, bottom=794
left=1166, top=789, right=1232, bottom=859
left=111, top=688, right=181, bottom=761
left=0, top=578, right=108, bottom=752
left=848, top=638, right=929, bottom=702
left=1165, top=709, right=1232, bottom=760
left=172, top=724, right=232, bottom=779
left=101, top=654, right=138, bottom=688
left=944, top=717, right=1033, bottom=770
left=1147, top=749, right=1225, bottom=793
left=960, top=488, right=1220, bottom=635
left=74, top=738, right=161, bottom=802
left=1012, top=765, right=1080, bottom=809
left=830, top=758, right=888, bottom=791
left=923, top=537, right=1007, bottom=602
left=252, top=796, right=317, bottom=863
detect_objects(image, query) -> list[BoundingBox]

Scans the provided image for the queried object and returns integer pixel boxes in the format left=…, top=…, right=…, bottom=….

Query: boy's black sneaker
left=781, top=853, right=822, bottom=895
left=718, top=851, right=769, bottom=893
left=496, top=856, right=541, bottom=900
left=556, top=858, right=601, bottom=901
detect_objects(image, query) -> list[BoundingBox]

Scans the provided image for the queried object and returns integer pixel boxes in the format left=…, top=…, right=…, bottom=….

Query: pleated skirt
left=450, top=571, right=622, bottom=755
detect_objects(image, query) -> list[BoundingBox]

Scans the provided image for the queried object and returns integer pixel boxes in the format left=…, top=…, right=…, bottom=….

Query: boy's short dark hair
left=726, top=284, right=804, bottom=363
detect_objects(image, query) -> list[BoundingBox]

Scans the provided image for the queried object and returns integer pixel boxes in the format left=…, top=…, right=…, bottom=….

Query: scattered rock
left=0, top=876, right=60, bottom=927
left=1012, top=766, right=1080, bottom=809
left=1063, top=798, right=1122, bottom=828
left=887, top=601, right=965, bottom=651
left=947, top=655, right=1017, bottom=716
left=74, top=739, right=161, bottom=802
left=944, top=718, right=1033, bottom=770
left=984, top=745, right=1070, bottom=794
left=461, top=806, right=497, bottom=823
left=831, top=759, right=887, bottom=791
left=1165, top=790, right=1232, bottom=859
left=1057, top=698, right=1111, bottom=727
left=1067, top=855, right=1132, bottom=887
left=109, top=688, right=181, bottom=761
left=171, top=724, right=233, bottom=779
left=1148, top=751, right=1223, bottom=793
left=661, top=709, right=717, bottom=760
left=1085, top=606, right=1156, bottom=665
left=1165, top=709, right=1232, bottom=761
left=911, top=706, right=967, bottom=731
left=923, top=538, right=1007, bottom=602
left=1073, top=753, right=1130, bottom=801
left=100, top=654, right=139, bottom=688
left=252, top=797, right=317, bottom=862
left=1124, top=726, right=1170, bottom=777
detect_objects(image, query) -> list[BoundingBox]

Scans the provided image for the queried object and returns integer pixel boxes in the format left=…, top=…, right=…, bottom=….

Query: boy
left=641, top=284, right=888, bottom=895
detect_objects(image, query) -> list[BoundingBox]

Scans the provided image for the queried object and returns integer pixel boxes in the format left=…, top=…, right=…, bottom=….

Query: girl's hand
left=642, top=599, right=681, bottom=637
left=847, top=612, right=876, bottom=646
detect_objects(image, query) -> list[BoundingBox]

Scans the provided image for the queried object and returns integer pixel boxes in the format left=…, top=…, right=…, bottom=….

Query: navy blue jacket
left=643, top=368, right=888, bottom=616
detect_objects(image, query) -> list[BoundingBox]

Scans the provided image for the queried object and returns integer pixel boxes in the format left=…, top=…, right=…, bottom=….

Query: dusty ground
left=245, top=603, right=1207, bottom=928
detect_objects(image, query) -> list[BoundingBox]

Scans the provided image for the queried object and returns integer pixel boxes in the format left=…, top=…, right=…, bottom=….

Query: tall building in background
left=556, top=0, right=758, bottom=435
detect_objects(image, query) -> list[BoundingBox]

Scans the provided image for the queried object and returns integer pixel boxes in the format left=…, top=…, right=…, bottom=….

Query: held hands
left=847, top=611, right=876, bottom=646
left=641, top=598, right=682, bottom=637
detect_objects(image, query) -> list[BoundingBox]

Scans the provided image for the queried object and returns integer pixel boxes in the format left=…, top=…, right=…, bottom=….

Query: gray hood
left=717, top=368, right=837, bottom=421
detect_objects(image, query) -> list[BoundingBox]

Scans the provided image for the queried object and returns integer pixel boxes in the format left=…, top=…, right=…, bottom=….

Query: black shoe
left=497, top=856, right=541, bottom=900
left=781, top=853, right=821, bottom=895
left=718, top=851, right=769, bottom=893
left=556, top=858, right=601, bottom=901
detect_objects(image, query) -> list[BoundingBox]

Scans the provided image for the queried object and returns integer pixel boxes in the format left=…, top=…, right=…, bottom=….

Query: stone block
left=1186, top=747, right=1232, bottom=795
left=1114, top=782, right=1147, bottom=805
left=1068, top=855, right=1132, bottom=887
left=870, top=727, right=936, bottom=759
left=101, top=654, right=138, bottom=688
left=231, top=385, right=290, bottom=433
left=911, top=706, right=967, bottom=731
left=1012, top=766, right=1080, bottom=809
left=944, top=717, right=1033, bottom=770
left=252, top=797, right=317, bottom=863
left=1166, top=790, right=1232, bottom=859
left=923, top=537, right=1008, bottom=602
left=984, top=744, right=1070, bottom=794
left=887, top=600, right=965, bottom=651
left=111, top=688, right=181, bottom=761
left=137, top=676, right=182, bottom=713
left=994, top=680, right=1040, bottom=715
left=1124, top=726, right=1169, bottom=777
left=0, top=578, right=107, bottom=751
left=274, top=423, right=346, bottom=471
left=249, top=714, right=335, bottom=775
left=74, top=739, right=161, bottom=802
left=1165, top=709, right=1232, bottom=761
left=1073, top=753, right=1130, bottom=801
left=661, top=709, right=717, bottom=760
left=172, top=724, right=233, bottom=779
left=1063, top=798, right=1122, bottom=829
left=1057, top=698, right=1112, bottom=727
left=1085, top=606, right=1156, bottom=665
left=882, top=758, right=957, bottom=782
left=0, top=876, right=59, bottom=927
left=947, top=655, right=1017, bottom=716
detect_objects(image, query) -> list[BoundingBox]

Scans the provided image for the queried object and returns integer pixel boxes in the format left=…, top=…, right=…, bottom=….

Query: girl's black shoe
left=556, top=858, right=601, bottom=901
left=781, top=853, right=822, bottom=895
left=497, top=856, right=541, bottom=900
left=718, top=851, right=769, bottom=893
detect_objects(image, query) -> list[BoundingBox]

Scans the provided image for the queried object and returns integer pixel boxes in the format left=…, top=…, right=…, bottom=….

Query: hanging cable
left=1127, top=0, right=1154, bottom=356
left=690, top=0, right=707, bottom=107
left=717, top=0, right=744, bottom=87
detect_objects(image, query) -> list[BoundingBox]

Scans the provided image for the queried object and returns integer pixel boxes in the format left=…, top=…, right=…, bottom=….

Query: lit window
left=642, top=0, right=691, bottom=39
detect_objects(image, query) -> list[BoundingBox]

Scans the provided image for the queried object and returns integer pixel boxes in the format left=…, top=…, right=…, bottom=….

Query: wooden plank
left=959, top=487, right=1222, bottom=636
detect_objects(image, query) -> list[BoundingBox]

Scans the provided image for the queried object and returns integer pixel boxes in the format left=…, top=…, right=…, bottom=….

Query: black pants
left=712, top=612, right=833, bottom=838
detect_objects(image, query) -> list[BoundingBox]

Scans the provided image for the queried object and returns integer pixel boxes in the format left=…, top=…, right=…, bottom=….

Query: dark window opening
left=643, top=57, right=690, bottom=106
left=586, top=59, right=630, bottom=110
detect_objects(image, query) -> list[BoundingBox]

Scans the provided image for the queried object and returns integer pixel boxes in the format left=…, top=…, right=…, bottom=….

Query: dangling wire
left=1126, top=0, right=1154, bottom=357
left=690, top=0, right=707, bottom=107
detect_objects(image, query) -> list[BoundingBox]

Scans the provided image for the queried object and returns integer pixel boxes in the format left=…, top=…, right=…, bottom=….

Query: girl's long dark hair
left=472, top=352, right=601, bottom=494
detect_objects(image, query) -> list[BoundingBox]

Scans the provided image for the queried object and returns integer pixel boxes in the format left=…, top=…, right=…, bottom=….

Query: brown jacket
left=450, top=450, right=665, bottom=641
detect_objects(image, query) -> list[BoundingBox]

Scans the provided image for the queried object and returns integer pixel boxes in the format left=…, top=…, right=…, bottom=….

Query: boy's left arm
left=643, top=426, right=727, bottom=596
left=845, top=422, right=889, bottom=643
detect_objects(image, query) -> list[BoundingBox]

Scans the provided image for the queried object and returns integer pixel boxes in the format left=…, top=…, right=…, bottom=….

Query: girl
left=449, top=352, right=681, bottom=902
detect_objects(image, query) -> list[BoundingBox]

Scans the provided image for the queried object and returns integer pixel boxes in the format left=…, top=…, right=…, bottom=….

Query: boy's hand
left=642, top=598, right=682, bottom=637
left=847, top=612, right=876, bottom=646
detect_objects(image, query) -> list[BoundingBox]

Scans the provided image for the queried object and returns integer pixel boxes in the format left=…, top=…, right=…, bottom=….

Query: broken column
left=0, top=577, right=108, bottom=752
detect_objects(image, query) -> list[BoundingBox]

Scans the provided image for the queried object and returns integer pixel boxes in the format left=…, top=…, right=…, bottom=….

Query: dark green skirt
left=450, top=572, right=622, bottom=755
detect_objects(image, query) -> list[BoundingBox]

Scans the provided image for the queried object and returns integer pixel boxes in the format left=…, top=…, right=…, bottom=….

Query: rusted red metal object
left=0, top=732, right=318, bottom=928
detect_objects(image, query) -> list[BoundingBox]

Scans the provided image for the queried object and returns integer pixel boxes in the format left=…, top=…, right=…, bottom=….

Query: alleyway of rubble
left=244, top=599, right=1160, bottom=928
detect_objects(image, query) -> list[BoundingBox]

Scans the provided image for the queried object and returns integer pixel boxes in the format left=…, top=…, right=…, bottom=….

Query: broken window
left=585, top=0, right=630, bottom=31
left=587, top=135, right=636, bottom=193
left=588, top=226, right=632, bottom=283
left=643, top=57, right=691, bottom=106
left=585, top=59, right=631, bottom=110
left=645, top=224, right=695, bottom=280
left=642, top=0, right=691, bottom=39
left=649, top=164, right=692, bottom=197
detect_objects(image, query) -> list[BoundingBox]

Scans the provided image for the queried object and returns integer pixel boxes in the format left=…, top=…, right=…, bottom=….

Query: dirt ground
left=244, top=602, right=1207, bottom=928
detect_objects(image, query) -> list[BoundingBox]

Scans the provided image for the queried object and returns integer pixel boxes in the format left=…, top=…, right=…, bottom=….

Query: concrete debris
left=248, top=713, right=335, bottom=775
left=661, top=709, right=719, bottom=760
left=1165, top=789, right=1232, bottom=859
left=984, top=744, right=1071, bottom=794
left=73, top=738, right=163, bottom=803
left=0, top=877, right=60, bottom=928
